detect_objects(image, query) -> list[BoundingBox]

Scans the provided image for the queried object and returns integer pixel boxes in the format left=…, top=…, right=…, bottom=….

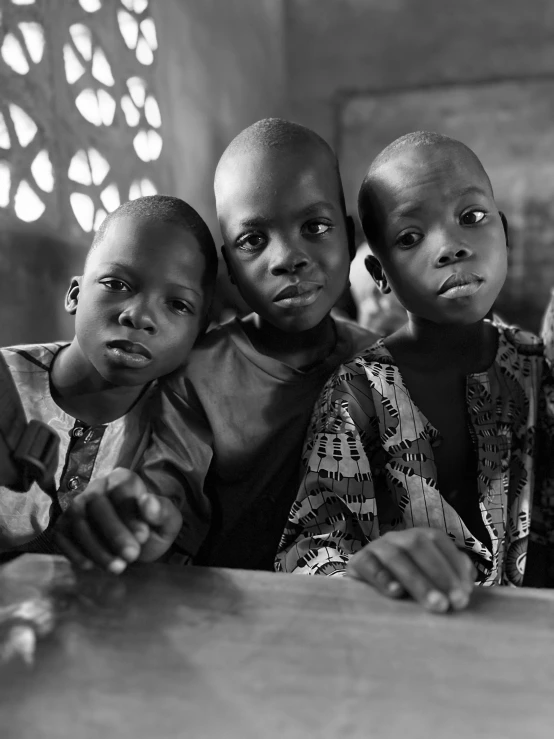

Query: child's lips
left=106, top=340, right=152, bottom=367
left=273, top=281, right=322, bottom=307
left=438, top=273, right=483, bottom=299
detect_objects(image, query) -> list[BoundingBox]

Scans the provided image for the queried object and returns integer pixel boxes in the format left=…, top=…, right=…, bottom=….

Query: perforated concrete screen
left=0, top=0, right=163, bottom=240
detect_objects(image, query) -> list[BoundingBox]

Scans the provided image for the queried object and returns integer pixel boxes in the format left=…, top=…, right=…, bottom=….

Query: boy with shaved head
left=0, top=195, right=218, bottom=569
left=66, top=118, right=376, bottom=573
left=277, top=131, right=554, bottom=609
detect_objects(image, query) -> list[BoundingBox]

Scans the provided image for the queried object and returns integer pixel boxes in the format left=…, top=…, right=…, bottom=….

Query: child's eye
left=170, top=299, right=192, bottom=316
left=100, top=278, right=129, bottom=292
left=460, top=210, right=486, bottom=225
left=236, top=233, right=266, bottom=251
left=396, top=232, right=422, bottom=248
left=303, top=221, right=331, bottom=236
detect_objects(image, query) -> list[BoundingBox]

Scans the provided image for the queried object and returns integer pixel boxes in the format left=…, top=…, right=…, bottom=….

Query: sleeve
left=275, top=362, right=381, bottom=576
left=529, top=353, right=554, bottom=586
left=136, top=374, right=214, bottom=565
left=540, top=288, right=554, bottom=366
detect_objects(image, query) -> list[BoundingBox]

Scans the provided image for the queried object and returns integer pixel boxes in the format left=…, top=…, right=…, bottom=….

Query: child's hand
left=53, top=468, right=182, bottom=574
left=347, top=528, right=475, bottom=613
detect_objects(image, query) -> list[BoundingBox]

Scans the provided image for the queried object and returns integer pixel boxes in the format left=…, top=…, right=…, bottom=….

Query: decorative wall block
left=0, top=0, right=164, bottom=242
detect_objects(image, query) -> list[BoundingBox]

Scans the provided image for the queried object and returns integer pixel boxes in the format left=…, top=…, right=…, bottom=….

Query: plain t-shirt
left=140, top=313, right=376, bottom=570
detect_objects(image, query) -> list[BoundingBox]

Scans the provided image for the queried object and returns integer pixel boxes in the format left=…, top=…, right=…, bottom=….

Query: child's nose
left=436, top=246, right=472, bottom=266
left=118, top=300, right=157, bottom=333
left=270, top=240, right=310, bottom=276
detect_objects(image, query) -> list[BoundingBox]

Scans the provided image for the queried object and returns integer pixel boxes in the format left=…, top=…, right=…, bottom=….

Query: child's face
left=217, top=145, right=351, bottom=333
left=367, top=145, right=507, bottom=326
left=71, top=216, right=209, bottom=386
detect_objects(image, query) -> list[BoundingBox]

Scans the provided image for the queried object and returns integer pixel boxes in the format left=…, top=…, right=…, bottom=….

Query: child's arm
left=53, top=468, right=182, bottom=573
left=54, top=377, right=214, bottom=572
left=276, top=366, right=474, bottom=613
left=137, top=377, right=214, bottom=563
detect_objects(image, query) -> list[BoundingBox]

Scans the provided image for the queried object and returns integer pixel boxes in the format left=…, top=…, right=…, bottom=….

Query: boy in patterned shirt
left=0, top=195, right=218, bottom=571
left=277, top=131, right=554, bottom=611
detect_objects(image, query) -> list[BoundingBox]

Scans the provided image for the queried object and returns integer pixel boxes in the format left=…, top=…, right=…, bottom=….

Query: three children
left=2, top=122, right=553, bottom=615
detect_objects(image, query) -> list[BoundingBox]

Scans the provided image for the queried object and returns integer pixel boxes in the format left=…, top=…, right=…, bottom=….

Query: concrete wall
left=285, top=0, right=554, bottom=329
left=151, top=0, right=286, bottom=240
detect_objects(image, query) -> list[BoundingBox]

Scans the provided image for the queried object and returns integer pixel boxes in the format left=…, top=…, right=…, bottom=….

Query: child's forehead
left=216, top=146, right=342, bottom=222
left=376, top=145, right=491, bottom=213
left=88, top=216, right=204, bottom=272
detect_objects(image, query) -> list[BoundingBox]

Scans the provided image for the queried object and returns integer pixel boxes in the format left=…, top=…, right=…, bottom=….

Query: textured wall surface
left=152, top=0, right=286, bottom=239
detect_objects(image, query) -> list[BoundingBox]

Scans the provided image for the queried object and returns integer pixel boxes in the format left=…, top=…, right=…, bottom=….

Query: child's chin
left=100, top=366, right=152, bottom=387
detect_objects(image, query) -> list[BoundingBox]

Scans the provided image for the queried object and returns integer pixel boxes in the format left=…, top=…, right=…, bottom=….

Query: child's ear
left=65, top=277, right=81, bottom=315
left=221, top=245, right=236, bottom=286
left=365, top=255, right=391, bottom=294
left=345, top=215, right=357, bottom=262
left=499, top=211, right=509, bottom=248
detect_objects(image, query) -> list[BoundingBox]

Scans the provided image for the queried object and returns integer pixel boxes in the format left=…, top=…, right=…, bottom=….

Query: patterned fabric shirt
left=0, top=343, right=158, bottom=553
left=276, top=321, right=553, bottom=586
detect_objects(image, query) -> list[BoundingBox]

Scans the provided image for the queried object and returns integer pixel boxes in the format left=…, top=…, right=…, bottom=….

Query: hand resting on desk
left=52, top=468, right=182, bottom=574
left=347, top=527, right=476, bottom=613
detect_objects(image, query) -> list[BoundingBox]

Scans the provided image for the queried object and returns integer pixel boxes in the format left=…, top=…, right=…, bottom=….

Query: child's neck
left=245, top=314, right=337, bottom=370
left=50, top=341, right=148, bottom=426
left=386, top=314, right=497, bottom=374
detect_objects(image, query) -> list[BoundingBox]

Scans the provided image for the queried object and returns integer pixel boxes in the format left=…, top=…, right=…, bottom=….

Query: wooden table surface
left=0, top=555, right=553, bottom=739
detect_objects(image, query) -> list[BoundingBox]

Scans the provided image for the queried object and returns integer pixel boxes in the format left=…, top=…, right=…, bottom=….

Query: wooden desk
left=0, top=555, right=553, bottom=739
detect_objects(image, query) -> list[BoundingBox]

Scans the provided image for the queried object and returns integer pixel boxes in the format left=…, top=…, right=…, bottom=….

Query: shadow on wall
left=0, top=227, right=82, bottom=346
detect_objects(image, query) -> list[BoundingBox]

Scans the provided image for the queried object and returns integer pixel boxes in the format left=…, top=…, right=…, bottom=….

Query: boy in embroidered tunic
left=277, top=131, right=553, bottom=610
left=0, top=195, right=217, bottom=570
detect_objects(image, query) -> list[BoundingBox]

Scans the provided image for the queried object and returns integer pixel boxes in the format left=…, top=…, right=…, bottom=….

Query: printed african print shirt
left=276, top=321, right=553, bottom=587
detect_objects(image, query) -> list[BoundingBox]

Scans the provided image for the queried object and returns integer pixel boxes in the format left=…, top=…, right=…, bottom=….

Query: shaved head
left=358, top=131, right=493, bottom=246
left=215, top=118, right=346, bottom=214
left=87, top=195, right=218, bottom=290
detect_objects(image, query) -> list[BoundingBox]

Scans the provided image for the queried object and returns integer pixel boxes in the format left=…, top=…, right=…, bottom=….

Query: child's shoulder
left=332, top=311, right=379, bottom=357
left=1, top=342, right=68, bottom=372
left=494, top=317, right=544, bottom=358
left=327, top=336, right=393, bottom=387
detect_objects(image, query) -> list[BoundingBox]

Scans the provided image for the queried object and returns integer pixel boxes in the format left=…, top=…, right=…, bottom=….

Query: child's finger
left=125, top=519, right=150, bottom=545
left=435, top=535, right=476, bottom=590
left=371, top=540, right=451, bottom=613
left=53, top=529, right=94, bottom=571
left=86, top=495, right=141, bottom=563
left=347, top=548, right=405, bottom=598
left=398, top=535, right=471, bottom=610
left=138, top=495, right=182, bottom=537
left=71, top=517, right=128, bottom=575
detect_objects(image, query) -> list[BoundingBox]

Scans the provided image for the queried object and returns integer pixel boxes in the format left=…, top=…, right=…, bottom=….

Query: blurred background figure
left=1, top=0, right=553, bottom=339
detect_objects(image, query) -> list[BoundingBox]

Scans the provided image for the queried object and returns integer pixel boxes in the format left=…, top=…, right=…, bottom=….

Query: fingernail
left=108, top=559, right=127, bottom=575
left=134, top=525, right=149, bottom=545
left=425, top=590, right=449, bottom=612
left=449, top=589, right=470, bottom=610
left=145, top=496, right=160, bottom=518
left=387, top=581, right=403, bottom=596
left=121, top=546, right=139, bottom=562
